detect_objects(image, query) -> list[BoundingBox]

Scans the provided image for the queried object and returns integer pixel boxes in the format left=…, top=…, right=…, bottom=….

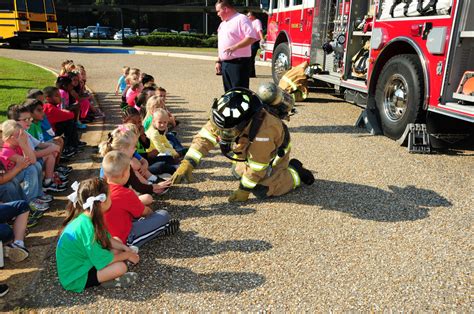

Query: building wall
left=56, top=1, right=265, bottom=33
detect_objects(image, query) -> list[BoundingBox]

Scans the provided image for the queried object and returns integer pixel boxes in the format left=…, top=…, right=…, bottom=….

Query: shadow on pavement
left=255, top=180, right=453, bottom=222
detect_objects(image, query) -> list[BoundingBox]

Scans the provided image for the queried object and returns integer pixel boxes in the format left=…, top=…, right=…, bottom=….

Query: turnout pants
left=126, top=210, right=170, bottom=248
left=233, top=153, right=301, bottom=198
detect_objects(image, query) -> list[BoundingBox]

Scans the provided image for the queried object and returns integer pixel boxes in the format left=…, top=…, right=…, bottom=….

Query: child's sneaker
left=29, top=199, right=49, bottom=212
left=38, top=194, right=54, bottom=203
left=43, top=181, right=67, bottom=193
left=62, top=147, right=76, bottom=158
left=54, top=171, right=69, bottom=182
left=56, top=165, right=73, bottom=175
left=77, top=141, right=87, bottom=148
left=27, top=216, right=40, bottom=228
left=101, top=272, right=137, bottom=289
left=4, top=243, right=29, bottom=262
left=0, top=284, right=9, bottom=297
left=163, top=219, right=180, bottom=236
left=76, top=121, right=87, bottom=129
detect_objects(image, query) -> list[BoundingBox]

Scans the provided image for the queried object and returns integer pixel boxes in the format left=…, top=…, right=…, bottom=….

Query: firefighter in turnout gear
left=172, top=86, right=314, bottom=202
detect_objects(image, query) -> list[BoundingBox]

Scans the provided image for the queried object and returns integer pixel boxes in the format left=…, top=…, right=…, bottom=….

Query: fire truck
left=260, top=0, right=473, bottom=145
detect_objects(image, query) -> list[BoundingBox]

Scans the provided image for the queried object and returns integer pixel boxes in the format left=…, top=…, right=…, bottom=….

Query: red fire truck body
left=261, top=0, right=473, bottom=141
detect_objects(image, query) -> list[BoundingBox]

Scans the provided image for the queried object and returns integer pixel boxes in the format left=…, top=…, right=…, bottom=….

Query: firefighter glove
left=228, top=189, right=250, bottom=202
left=172, top=159, right=194, bottom=184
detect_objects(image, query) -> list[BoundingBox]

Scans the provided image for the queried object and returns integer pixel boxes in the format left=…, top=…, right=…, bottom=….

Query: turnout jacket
left=184, top=109, right=292, bottom=192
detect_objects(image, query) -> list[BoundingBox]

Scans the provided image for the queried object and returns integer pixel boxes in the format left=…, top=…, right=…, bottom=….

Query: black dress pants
left=222, top=57, right=251, bottom=92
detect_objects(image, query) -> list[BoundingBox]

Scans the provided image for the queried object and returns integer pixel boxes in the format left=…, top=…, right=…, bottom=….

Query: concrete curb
left=49, top=45, right=272, bottom=67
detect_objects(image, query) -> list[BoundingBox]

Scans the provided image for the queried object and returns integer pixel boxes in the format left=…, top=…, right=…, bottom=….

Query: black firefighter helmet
left=211, top=88, right=263, bottom=142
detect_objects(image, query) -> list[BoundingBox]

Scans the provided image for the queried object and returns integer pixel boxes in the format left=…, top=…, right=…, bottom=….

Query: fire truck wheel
left=375, top=54, right=424, bottom=140
left=272, top=42, right=291, bottom=84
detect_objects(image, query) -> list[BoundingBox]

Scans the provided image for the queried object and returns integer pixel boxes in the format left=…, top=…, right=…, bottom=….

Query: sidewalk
left=0, top=84, right=109, bottom=311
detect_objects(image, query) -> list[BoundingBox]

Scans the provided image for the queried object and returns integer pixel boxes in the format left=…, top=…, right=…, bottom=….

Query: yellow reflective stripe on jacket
left=185, top=147, right=203, bottom=163
left=272, top=141, right=292, bottom=166
left=282, top=76, right=298, bottom=91
left=247, top=159, right=269, bottom=172
left=240, top=175, right=258, bottom=189
left=198, top=127, right=218, bottom=146
left=288, top=167, right=301, bottom=188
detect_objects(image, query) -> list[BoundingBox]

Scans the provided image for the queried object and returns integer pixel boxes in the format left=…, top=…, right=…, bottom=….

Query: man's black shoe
left=289, top=159, right=315, bottom=185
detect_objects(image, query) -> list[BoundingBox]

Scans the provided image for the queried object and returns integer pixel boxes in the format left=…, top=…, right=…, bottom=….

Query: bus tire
left=375, top=54, right=425, bottom=140
left=272, top=42, right=291, bottom=84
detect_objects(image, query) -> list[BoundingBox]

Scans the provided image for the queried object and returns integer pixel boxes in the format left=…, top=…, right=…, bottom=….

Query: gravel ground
left=0, top=47, right=472, bottom=311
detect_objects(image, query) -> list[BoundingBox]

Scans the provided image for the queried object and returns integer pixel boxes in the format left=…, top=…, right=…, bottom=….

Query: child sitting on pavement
left=24, top=99, right=67, bottom=167
left=0, top=121, right=52, bottom=211
left=8, top=105, right=67, bottom=193
left=43, top=86, right=84, bottom=158
left=56, top=178, right=139, bottom=292
left=146, top=109, right=187, bottom=163
left=115, top=66, right=130, bottom=96
left=0, top=200, right=31, bottom=262
left=56, top=76, right=86, bottom=130
left=99, top=124, right=171, bottom=205
left=102, top=151, right=179, bottom=248
left=122, top=108, right=176, bottom=176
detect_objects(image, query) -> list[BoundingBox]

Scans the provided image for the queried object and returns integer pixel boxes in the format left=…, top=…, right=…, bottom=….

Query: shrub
left=123, top=33, right=217, bottom=48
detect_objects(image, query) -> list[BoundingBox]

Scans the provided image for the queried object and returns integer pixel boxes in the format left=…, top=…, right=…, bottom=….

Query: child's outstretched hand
left=153, top=179, right=172, bottom=194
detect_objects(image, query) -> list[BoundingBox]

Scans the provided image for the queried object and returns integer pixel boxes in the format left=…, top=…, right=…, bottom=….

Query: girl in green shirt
left=56, top=178, right=140, bottom=292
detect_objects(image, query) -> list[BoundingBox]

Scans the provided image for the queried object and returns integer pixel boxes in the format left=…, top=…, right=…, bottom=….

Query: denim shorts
left=0, top=200, right=30, bottom=223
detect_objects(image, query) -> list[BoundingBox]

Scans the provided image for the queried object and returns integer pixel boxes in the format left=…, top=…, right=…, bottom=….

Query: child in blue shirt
left=115, top=66, right=130, bottom=95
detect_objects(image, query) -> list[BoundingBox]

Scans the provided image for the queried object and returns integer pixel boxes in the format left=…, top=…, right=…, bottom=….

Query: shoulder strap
left=248, top=109, right=266, bottom=143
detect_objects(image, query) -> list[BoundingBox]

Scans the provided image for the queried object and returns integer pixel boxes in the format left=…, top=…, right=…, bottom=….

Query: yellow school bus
left=0, top=0, right=57, bottom=46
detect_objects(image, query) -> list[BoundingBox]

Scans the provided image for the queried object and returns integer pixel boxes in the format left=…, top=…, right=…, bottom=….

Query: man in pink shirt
left=247, top=11, right=265, bottom=78
left=215, top=0, right=257, bottom=91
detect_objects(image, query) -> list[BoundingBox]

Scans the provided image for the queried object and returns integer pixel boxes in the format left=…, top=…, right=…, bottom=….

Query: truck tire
left=375, top=54, right=425, bottom=140
left=272, top=42, right=291, bottom=84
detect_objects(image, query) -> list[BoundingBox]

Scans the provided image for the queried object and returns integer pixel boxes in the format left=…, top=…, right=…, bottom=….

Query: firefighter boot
left=289, top=159, right=315, bottom=185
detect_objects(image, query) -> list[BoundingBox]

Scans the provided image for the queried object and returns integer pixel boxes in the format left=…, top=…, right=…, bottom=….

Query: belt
left=222, top=57, right=251, bottom=64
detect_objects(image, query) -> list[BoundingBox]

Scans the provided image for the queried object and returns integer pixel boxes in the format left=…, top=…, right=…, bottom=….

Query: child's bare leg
left=139, top=194, right=153, bottom=206
left=134, top=170, right=150, bottom=185
left=44, top=154, right=56, bottom=180
left=13, top=211, right=28, bottom=242
left=53, top=137, right=64, bottom=165
left=96, top=262, right=127, bottom=283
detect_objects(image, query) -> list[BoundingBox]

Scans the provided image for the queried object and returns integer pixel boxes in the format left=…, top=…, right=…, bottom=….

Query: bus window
left=294, top=0, right=303, bottom=4
left=272, top=0, right=278, bottom=9
left=284, top=0, right=290, bottom=7
left=15, top=0, right=26, bottom=11
left=0, top=0, right=14, bottom=11
left=45, top=0, right=54, bottom=14
left=26, top=0, right=44, bottom=13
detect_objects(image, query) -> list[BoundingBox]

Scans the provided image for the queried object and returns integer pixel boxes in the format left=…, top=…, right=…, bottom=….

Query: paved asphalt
left=0, top=46, right=472, bottom=311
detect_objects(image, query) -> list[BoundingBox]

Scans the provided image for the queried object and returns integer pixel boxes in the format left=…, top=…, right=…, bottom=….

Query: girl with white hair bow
left=56, top=178, right=140, bottom=292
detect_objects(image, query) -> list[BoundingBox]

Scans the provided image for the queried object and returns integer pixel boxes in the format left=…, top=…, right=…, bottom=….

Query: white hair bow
left=67, top=181, right=80, bottom=207
left=82, top=194, right=107, bottom=211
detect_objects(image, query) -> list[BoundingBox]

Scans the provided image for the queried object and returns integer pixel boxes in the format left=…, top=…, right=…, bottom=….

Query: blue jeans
left=0, top=200, right=30, bottom=242
left=0, top=181, right=26, bottom=203
left=13, top=162, right=43, bottom=202
left=166, top=133, right=185, bottom=153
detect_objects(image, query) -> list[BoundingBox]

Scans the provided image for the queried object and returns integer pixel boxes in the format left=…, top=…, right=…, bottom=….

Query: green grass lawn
left=0, top=56, right=56, bottom=122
